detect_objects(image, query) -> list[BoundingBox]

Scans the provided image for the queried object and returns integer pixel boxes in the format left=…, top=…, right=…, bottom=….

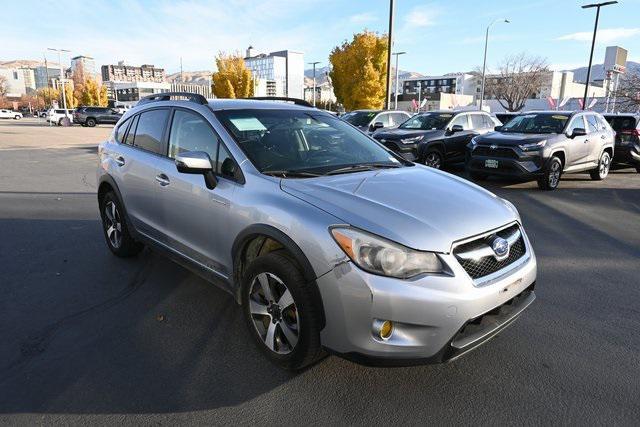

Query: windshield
left=216, top=109, right=403, bottom=176
left=399, top=113, right=453, bottom=130
left=501, top=113, right=570, bottom=134
left=341, top=111, right=378, bottom=127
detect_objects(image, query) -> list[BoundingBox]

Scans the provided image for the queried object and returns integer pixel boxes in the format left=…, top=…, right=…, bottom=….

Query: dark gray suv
left=74, top=107, right=122, bottom=127
left=467, top=111, right=615, bottom=190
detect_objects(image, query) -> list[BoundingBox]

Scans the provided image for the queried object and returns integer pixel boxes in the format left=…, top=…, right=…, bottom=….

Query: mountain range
left=566, top=61, right=640, bottom=82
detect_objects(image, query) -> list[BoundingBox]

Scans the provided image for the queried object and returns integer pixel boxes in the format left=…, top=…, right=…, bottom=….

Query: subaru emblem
left=490, top=144, right=498, bottom=150
left=491, top=237, right=509, bottom=260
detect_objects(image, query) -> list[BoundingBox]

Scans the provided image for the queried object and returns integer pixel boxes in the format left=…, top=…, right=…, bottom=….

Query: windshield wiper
left=325, top=163, right=401, bottom=176
left=262, top=169, right=322, bottom=178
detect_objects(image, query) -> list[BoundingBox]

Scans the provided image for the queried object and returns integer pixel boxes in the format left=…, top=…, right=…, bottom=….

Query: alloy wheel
left=104, top=201, right=122, bottom=249
left=248, top=272, right=299, bottom=354
left=599, top=153, right=610, bottom=179
left=549, top=161, right=561, bottom=188
left=424, top=152, right=442, bottom=169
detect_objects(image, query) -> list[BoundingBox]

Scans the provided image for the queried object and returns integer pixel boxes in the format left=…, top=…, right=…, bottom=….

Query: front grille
left=473, top=146, right=519, bottom=159
left=453, top=224, right=526, bottom=280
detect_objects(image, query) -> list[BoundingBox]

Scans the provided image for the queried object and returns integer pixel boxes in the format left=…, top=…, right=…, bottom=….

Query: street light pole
left=308, top=61, right=320, bottom=107
left=385, top=0, right=395, bottom=110
left=47, top=48, right=70, bottom=113
left=417, top=82, right=421, bottom=113
left=581, top=1, right=618, bottom=110
left=392, top=51, right=406, bottom=110
left=480, top=18, right=509, bottom=111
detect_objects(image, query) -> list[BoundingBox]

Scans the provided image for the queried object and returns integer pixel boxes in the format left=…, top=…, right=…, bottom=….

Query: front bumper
left=466, top=145, right=545, bottom=178
left=376, top=138, right=419, bottom=162
left=316, top=227, right=537, bottom=365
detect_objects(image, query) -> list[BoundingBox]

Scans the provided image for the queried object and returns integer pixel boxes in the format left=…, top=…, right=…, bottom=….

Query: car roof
left=207, top=99, right=316, bottom=111
left=602, top=113, right=639, bottom=118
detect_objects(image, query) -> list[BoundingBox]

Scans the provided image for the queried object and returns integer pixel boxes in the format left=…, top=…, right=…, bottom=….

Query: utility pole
left=308, top=61, right=320, bottom=107
left=393, top=51, right=406, bottom=110
left=581, top=1, right=618, bottom=110
left=385, top=0, right=395, bottom=110
left=417, top=81, right=421, bottom=113
left=180, top=57, right=184, bottom=82
left=480, top=18, right=509, bottom=111
left=48, top=48, right=70, bottom=115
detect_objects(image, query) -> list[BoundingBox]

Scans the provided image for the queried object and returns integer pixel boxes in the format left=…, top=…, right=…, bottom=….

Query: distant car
left=0, top=109, right=23, bottom=120
left=602, top=114, right=640, bottom=173
left=341, top=109, right=411, bottom=134
left=372, top=110, right=499, bottom=169
left=47, top=109, right=74, bottom=126
left=74, top=106, right=123, bottom=127
left=466, top=111, right=615, bottom=190
left=494, top=112, right=520, bottom=125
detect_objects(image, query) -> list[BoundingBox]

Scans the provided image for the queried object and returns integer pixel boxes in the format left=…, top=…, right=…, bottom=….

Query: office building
left=244, top=47, right=304, bottom=98
left=71, top=55, right=96, bottom=79
left=102, top=62, right=166, bottom=84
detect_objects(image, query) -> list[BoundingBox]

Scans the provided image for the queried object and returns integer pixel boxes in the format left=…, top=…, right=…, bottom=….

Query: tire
left=469, top=171, right=488, bottom=181
left=14, top=115, right=21, bottom=120
left=99, top=191, right=143, bottom=257
left=86, top=118, right=96, bottom=127
left=422, top=149, right=444, bottom=169
left=590, top=151, right=611, bottom=180
left=58, top=118, right=64, bottom=126
left=537, top=156, right=563, bottom=190
left=241, top=251, right=324, bottom=370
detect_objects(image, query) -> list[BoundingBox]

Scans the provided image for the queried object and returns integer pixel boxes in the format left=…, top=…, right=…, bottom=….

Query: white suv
left=47, top=109, right=74, bottom=126
left=0, top=109, right=22, bottom=120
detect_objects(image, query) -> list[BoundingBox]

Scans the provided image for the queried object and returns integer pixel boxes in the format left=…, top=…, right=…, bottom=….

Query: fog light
left=379, top=320, right=394, bottom=340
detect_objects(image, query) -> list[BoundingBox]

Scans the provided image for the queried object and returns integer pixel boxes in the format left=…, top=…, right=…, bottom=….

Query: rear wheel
left=537, top=156, right=562, bottom=190
left=242, top=251, right=324, bottom=370
left=86, top=118, right=96, bottom=127
left=423, top=149, right=443, bottom=169
left=99, top=191, right=143, bottom=257
left=636, top=166, right=640, bottom=173
left=590, top=151, right=611, bottom=180
left=57, top=118, right=64, bottom=126
left=14, top=115, right=21, bottom=120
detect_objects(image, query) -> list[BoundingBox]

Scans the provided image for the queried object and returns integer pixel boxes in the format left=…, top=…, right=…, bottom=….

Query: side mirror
left=494, top=125, right=503, bottom=132
left=450, top=124, right=464, bottom=133
left=370, top=121, right=384, bottom=131
left=570, top=128, right=587, bottom=138
left=175, top=151, right=217, bottom=189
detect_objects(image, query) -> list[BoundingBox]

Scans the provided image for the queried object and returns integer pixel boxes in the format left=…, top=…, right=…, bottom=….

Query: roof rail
left=246, top=97, right=313, bottom=108
left=138, top=92, right=208, bottom=106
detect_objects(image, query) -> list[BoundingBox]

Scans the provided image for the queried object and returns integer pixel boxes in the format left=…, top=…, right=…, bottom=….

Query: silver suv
left=97, top=93, right=537, bottom=369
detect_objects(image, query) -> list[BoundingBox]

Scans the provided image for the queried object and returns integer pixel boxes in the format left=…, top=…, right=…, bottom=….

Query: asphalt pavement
left=1, top=119, right=639, bottom=424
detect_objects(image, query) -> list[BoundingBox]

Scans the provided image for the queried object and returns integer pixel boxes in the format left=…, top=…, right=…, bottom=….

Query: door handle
left=155, top=174, right=170, bottom=186
left=115, top=156, right=125, bottom=166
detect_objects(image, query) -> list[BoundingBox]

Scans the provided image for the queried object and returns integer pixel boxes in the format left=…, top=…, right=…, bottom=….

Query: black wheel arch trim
left=232, top=224, right=326, bottom=327
left=97, top=174, right=138, bottom=238
left=418, top=140, right=446, bottom=159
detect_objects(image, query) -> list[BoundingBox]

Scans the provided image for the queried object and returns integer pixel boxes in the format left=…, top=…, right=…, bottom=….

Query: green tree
left=212, top=52, right=254, bottom=99
left=329, top=31, right=388, bottom=110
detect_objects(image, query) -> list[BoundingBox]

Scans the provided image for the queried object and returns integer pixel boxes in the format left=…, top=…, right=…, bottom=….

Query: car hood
left=373, top=129, right=442, bottom=140
left=280, top=166, right=518, bottom=253
left=477, top=132, right=557, bottom=146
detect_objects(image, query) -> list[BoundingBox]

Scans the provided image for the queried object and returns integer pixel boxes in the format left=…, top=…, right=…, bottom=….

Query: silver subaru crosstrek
left=97, top=93, right=537, bottom=370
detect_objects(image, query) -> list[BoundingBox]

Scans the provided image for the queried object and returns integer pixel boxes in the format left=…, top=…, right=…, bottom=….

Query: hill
left=568, top=61, right=640, bottom=82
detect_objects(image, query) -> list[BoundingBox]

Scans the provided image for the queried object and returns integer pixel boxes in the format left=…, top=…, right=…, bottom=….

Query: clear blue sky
left=2, top=0, right=639, bottom=74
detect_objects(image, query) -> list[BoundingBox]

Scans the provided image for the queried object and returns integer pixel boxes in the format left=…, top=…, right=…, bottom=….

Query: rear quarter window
left=131, top=109, right=169, bottom=154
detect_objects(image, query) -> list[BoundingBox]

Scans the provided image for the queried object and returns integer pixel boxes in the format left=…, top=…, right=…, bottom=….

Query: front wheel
left=590, top=151, right=611, bottom=180
left=422, top=149, right=443, bottom=169
left=14, top=115, right=21, bottom=120
left=537, top=156, right=563, bottom=190
left=242, top=251, right=324, bottom=370
left=86, top=118, right=96, bottom=127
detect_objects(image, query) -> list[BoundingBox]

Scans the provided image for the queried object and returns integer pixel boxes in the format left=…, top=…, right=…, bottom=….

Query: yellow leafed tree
left=211, top=52, right=254, bottom=99
left=62, top=83, right=77, bottom=109
left=77, top=78, right=108, bottom=106
left=38, top=87, right=60, bottom=107
left=329, top=31, right=388, bottom=110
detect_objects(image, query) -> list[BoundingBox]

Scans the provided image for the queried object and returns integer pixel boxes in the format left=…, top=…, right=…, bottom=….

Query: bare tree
left=483, top=53, right=549, bottom=112
left=611, top=72, right=640, bottom=112
left=0, top=75, right=7, bottom=98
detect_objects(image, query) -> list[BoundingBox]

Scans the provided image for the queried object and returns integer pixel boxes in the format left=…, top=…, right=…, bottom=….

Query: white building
left=70, top=55, right=97, bottom=79
left=110, top=81, right=171, bottom=105
left=303, top=81, right=336, bottom=104
left=244, top=46, right=304, bottom=99
left=0, top=68, right=27, bottom=97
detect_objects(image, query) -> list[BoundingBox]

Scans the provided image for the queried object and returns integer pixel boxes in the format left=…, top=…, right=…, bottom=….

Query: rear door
left=155, top=108, right=238, bottom=277
left=584, top=113, right=605, bottom=162
left=115, top=108, right=170, bottom=241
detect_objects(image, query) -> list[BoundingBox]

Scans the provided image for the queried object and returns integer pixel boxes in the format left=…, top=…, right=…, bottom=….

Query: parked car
left=74, top=106, right=122, bottom=127
left=466, top=111, right=615, bottom=190
left=602, top=114, right=640, bottom=173
left=341, top=109, right=411, bottom=134
left=0, top=109, right=23, bottom=120
left=113, top=105, right=133, bottom=115
left=494, top=112, right=520, bottom=125
left=47, top=109, right=74, bottom=126
left=372, top=110, right=499, bottom=169
left=97, top=92, right=537, bottom=370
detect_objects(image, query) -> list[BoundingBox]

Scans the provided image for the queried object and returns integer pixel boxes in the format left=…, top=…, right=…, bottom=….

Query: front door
left=565, top=116, right=590, bottom=166
left=444, top=113, right=474, bottom=161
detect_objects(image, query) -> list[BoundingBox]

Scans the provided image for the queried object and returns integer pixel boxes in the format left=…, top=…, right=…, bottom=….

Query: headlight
left=518, top=140, right=546, bottom=151
left=470, top=137, right=478, bottom=146
left=330, top=227, right=444, bottom=279
left=400, top=136, right=424, bottom=144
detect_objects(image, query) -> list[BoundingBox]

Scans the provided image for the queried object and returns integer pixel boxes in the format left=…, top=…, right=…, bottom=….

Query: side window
left=566, top=116, right=586, bottom=134
left=450, top=114, right=470, bottom=130
left=115, top=118, right=130, bottom=143
left=470, top=114, right=485, bottom=129
left=132, top=109, right=169, bottom=154
left=216, top=143, right=234, bottom=177
left=168, top=109, right=219, bottom=161
left=482, top=115, right=496, bottom=128
left=585, top=114, right=599, bottom=133
left=375, top=113, right=391, bottom=127
left=124, top=115, right=139, bottom=145
left=391, top=113, right=408, bottom=126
